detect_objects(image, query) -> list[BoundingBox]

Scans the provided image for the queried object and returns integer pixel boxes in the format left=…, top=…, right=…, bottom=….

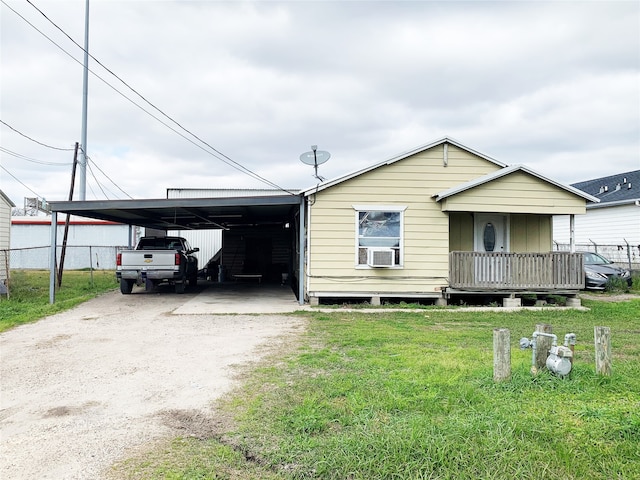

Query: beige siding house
left=1, top=190, right=16, bottom=294
left=302, top=138, right=597, bottom=306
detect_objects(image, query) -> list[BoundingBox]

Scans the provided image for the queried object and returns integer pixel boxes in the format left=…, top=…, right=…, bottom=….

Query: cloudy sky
left=1, top=0, right=639, bottom=207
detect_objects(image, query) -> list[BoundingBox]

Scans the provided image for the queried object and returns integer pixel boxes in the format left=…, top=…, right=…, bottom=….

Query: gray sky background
left=1, top=0, right=639, bottom=207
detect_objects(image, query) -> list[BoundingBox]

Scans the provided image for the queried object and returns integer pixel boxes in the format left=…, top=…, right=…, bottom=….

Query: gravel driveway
left=0, top=290, right=305, bottom=479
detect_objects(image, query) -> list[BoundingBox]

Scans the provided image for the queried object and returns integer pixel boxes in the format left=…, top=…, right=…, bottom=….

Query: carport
left=47, top=194, right=305, bottom=304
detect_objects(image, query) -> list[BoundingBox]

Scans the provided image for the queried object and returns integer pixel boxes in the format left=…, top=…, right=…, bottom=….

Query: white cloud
left=1, top=0, right=638, bottom=205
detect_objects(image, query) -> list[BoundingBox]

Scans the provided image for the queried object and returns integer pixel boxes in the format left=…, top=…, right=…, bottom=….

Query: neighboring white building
left=11, top=216, right=131, bottom=269
left=553, top=170, right=640, bottom=267
left=1, top=190, right=16, bottom=293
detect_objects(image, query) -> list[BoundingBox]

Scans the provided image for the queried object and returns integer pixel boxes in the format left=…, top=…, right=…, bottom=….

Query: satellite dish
left=299, top=145, right=330, bottom=181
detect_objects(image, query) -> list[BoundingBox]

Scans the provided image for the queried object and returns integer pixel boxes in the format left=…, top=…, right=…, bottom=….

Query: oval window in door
left=483, top=223, right=496, bottom=252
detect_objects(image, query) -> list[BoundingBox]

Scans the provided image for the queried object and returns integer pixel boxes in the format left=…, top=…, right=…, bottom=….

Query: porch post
left=298, top=195, right=305, bottom=305
left=49, top=211, right=58, bottom=304
left=569, top=214, right=575, bottom=253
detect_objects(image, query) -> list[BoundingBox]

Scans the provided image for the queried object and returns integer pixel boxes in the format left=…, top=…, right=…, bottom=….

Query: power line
left=87, top=159, right=134, bottom=199
left=0, top=119, right=75, bottom=151
left=13, top=0, right=298, bottom=196
left=0, top=164, right=45, bottom=199
left=81, top=148, right=133, bottom=199
left=0, top=146, right=72, bottom=166
left=85, top=158, right=109, bottom=199
left=12, top=0, right=289, bottom=193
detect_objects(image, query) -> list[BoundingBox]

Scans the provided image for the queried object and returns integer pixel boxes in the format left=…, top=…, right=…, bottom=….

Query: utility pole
left=78, top=0, right=90, bottom=201
left=58, top=143, right=79, bottom=287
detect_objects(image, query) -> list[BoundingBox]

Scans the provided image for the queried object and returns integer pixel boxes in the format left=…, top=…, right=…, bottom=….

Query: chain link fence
left=1, top=245, right=124, bottom=296
left=554, top=242, right=640, bottom=271
left=3, top=243, right=638, bottom=297
left=3, top=245, right=124, bottom=270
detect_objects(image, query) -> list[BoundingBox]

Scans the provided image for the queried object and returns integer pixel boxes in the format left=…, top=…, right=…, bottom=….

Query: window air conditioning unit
left=367, top=248, right=395, bottom=267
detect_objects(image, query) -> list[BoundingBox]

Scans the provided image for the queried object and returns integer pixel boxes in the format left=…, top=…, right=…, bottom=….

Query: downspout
left=298, top=195, right=305, bottom=305
left=49, top=211, right=58, bottom=304
left=305, top=195, right=312, bottom=303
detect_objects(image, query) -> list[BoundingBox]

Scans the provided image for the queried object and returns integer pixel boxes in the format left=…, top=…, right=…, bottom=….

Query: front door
left=474, top=214, right=508, bottom=253
left=474, top=214, right=509, bottom=284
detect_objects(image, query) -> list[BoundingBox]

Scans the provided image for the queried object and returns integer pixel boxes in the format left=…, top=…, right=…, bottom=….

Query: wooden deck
left=449, top=251, right=584, bottom=291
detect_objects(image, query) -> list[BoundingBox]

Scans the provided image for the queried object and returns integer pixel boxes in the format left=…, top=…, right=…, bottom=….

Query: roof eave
left=433, top=164, right=601, bottom=203
left=0, top=190, right=16, bottom=208
left=302, top=136, right=506, bottom=196
left=586, top=198, right=640, bottom=209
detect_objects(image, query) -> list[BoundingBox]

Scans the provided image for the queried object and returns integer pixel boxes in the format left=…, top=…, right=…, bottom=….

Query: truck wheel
left=188, top=273, right=197, bottom=288
left=120, top=279, right=134, bottom=294
left=175, top=280, right=186, bottom=294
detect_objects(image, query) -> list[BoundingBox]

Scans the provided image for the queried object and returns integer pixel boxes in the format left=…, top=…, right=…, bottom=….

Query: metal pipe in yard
left=624, top=239, right=632, bottom=272
left=564, top=333, right=577, bottom=365
left=90, top=245, right=94, bottom=287
left=49, top=212, right=58, bottom=304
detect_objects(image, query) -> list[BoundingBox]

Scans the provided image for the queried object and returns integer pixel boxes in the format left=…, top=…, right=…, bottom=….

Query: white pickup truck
left=116, top=236, right=199, bottom=294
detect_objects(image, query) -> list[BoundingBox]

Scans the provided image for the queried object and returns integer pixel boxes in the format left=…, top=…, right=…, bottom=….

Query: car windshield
left=583, top=252, right=611, bottom=265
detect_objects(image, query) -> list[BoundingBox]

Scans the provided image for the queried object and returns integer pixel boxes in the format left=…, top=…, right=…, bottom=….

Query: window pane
left=483, top=222, right=496, bottom=252
left=359, top=211, right=400, bottom=247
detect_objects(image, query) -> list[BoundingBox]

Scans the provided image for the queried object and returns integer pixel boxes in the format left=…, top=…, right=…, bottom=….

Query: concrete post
left=532, top=324, right=553, bottom=374
left=594, top=326, right=612, bottom=376
left=493, top=328, right=511, bottom=382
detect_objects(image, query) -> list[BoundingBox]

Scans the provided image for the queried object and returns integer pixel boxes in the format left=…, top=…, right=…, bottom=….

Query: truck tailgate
left=119, top=250, right=178, bottom=269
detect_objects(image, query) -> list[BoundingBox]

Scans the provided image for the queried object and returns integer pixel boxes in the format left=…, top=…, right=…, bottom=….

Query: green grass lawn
left=111, top=297, right=640, bottom=480
left=0, top=269, right=118, bottom=332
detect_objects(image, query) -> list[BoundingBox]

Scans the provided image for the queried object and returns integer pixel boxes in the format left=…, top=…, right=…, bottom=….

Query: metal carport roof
left=46, top=194, right=306, bottom=305
left=47, top=195, right=302, bottom=231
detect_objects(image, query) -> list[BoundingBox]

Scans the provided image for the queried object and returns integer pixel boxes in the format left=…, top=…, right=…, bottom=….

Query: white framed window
left=353, top=205, right=406, bottom=267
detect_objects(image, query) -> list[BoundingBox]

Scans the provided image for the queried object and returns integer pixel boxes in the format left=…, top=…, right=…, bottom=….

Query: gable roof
left=301, top=137, right=506, bottom=196
left=433, top=164, right=600, bottom=203
left=570, top=170, right=640, bottom=207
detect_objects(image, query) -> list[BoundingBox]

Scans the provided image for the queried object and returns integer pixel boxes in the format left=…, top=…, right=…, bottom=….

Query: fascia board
left=302, top=137, right=507, bottom=197
left=433, top=164, right=601, bottom=204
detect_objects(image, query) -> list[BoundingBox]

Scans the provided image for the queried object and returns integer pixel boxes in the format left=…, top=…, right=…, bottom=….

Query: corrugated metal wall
left=12, top=220, right=130, bottom=249
left=10, top=218, right=131, bottom=269
left=222, top=226, right=294, bottom=282
left=168, top=228, right=222, bottom=268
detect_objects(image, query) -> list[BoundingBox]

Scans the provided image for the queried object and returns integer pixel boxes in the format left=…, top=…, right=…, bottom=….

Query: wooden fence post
left=493, top=328, right=511, bottom=382
left=533, top=324, right=553, bottom=374
left=594, top=326, right=612, bottom=376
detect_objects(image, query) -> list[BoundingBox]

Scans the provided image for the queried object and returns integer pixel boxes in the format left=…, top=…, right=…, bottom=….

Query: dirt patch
left=156, top=408, right=221, bottom=440
left=580, top=292, right=640, bottom=302
left=0, top=290, right=305, bottom=480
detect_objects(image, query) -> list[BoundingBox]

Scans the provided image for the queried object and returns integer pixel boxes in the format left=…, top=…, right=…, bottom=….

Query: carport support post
left=298, top=195, right=305, bottom=305
left=128, top=224, right=134, bottom=249
left=49, top=211, right=58, bottom=304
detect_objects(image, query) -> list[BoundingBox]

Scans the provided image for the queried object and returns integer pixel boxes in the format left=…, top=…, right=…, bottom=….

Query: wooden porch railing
left=449, top=252, right=584, bottom=290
